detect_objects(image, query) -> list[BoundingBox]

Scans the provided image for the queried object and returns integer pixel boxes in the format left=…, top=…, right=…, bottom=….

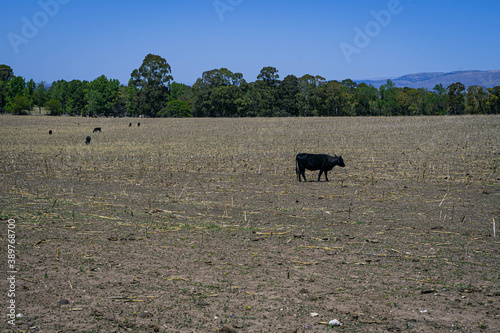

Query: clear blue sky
left=1, top=0, right=498, bottom=85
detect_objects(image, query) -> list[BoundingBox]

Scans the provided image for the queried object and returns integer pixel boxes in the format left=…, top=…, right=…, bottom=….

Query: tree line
left=1, top=54, right=499, bottom=117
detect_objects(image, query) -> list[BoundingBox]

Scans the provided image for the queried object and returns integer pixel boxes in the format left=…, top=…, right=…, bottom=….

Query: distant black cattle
left=296, top=153, right=345, bottom=182
left=129, top=123, right=132, bottom=127
left=93, top=127, right=101, bottom=133
left=49, top=130, right=52, bottom=135
left=85, top=136, right=91, bottom=145
left=137, top=122, right=140, bottom=127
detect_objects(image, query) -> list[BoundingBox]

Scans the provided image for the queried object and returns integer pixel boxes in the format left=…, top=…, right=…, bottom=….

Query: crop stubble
left=0, top=115, right=499, bottom=332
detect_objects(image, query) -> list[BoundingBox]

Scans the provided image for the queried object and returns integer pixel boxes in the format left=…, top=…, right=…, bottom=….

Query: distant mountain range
left=355, top=70, right=500, bottom=89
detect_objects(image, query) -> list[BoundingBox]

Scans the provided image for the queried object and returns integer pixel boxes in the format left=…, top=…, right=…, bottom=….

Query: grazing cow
left=296, top=153, right=345, bottom=182
left=85, top=136, right=91, bottom=145
left=49, top=130, right=52, bottom=135
left=137, top=122, right=140, bottom=127
left=93, top=127, right=101, bottom=133
left=129, top=122, right=132, bottom=127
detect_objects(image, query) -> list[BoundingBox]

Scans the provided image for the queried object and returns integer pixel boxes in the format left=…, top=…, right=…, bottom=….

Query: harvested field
left=0, top=115, right=499, bottom=332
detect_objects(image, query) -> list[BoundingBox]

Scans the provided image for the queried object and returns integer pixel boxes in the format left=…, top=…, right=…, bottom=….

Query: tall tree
left=378, top=79, right=398, bottom=115
left=0, top=64, right=14, bottom=81
left=488, top=86, right=500, bottom=114
left=85, top=75, right=121, bottom=116
left=466, top=85, right=488, bottom=114
left=34, top=81, right=48, bottom=114
left=431, top=84, right=448, bottom=114
left=46, top=99, right=62, bottom=115
left=355, top=83, right=378, bottom=116
left=0, top=64, right=15, bottom=112
left=192, top=68, right=245, bottom=117
left=9, top=96, right=31, bottom=115
left=5, top=76, right=26, bottom=113
left=26, top=79, right=36, bottom=111
left=296, top=75, right=326, bottom=116
left=130, top=54, right=172, bottom=116
left=125, top=79, right=140, bottom=116
left=447, top=82, right=466, bottom=115
left=255, top=66, right=280, bottom=116
left=256, top=66, right=279, bottom=87
left=158, top=99, right=192, bottom=117
left=48, top=80, right=69, bottom=113
left=279, top=75, right=300, bottom=116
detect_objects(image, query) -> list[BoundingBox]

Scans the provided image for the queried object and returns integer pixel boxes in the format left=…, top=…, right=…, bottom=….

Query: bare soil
left=1, top=115, right=499, bottom=332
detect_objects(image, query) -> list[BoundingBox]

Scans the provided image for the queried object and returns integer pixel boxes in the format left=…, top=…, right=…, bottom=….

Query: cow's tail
left=295, top=156, right=300, bottom=181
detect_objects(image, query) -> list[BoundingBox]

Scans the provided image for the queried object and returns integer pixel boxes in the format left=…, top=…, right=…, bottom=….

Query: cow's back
left=297, top=153, right=327, bottom=170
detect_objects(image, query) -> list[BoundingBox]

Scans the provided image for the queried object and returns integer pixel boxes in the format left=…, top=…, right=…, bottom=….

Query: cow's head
left=337, top=156, right=345, bottom=167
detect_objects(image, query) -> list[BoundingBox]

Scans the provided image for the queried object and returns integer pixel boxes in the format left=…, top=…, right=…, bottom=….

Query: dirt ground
left=0, top=115, right=499, bottom=332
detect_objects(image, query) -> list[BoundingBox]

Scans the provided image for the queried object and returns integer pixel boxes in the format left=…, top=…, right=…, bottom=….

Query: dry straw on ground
left=0, top=115, right=499, bottom=332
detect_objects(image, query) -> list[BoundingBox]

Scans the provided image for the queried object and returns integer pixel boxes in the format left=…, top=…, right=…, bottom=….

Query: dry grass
left=0, top=115, right=499, bottom=332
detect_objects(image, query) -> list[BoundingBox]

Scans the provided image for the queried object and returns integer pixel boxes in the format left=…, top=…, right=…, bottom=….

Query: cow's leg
left=324, top=171, right=329, bottom=182
left=317, top=170, right=323, bottom=182
left=300, top=167, right=307, bottom=182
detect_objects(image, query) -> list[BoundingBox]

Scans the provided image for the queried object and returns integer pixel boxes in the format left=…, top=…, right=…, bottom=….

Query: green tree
left=192, top=68, right=245, bottom=117
left=130, top=53, right=172, bottom=116
left=488, top=86, right=500, bottom=114
left=254, top=66, right=280, bottom=116
left=378, top=79, right=398, bottom=115
left=466, top=85, right=489, bottom=114
left=168, top=82, right=189, bottom=101
left=0, top=65, right=14, bottom=112
left=279, top=75, right=300, bottom=116
left=431, top=84, right=448, bottom=114
left=0, top=64, right=14, bottom=81
left=168, top=82, right=193, bottom=111
left=34, top=81, right=48, bottom=114
left=158, top=99, right=192, bottom=117
left=7, top=76, right=26, bottom=99
left=447, top=82, right=465, bottom=114
left=321, top=80, right=358, bottom=116
left=396, top=87, right=420, bottom=115
left=84, top=75, right=121, bottom=116
left=323, top=80, right=343, bottom=116
left=296, top=75, right=326, bottom=116
left=9, top=96, right=31, bottom=115
left=355, top=83, right=378, bottom=116
left=66, top=80, right=87, bottom=115
left=5, top=76, right=27, bottom=114
left=26, top=79, right=36, bottom=111
left=341, top=78, right=357, bottom=94
left=111, top=86, right=127, bottom=117
left=125, top=80, right=140, bottom=116
left=416, top=88, right=435, bottom=115
left=48, top=80, right=69, bottom=113
left=211, top=85, right=250, bottom=117
left=256, top=66, right=279, bottom=87
left=46, top=98, right=62, bottom=115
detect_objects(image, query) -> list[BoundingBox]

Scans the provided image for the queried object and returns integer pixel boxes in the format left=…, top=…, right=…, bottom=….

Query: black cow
left=49, top=130, right=52, bottom=135
left=129, top=122, right=132, bottom=127
left=296, top=153, right=345, bottom=182
left=85, top=136, right=91, bottom=145
left=137, top=122, right=140, bottom=127
left=93, top=127, right=101, bottom=133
